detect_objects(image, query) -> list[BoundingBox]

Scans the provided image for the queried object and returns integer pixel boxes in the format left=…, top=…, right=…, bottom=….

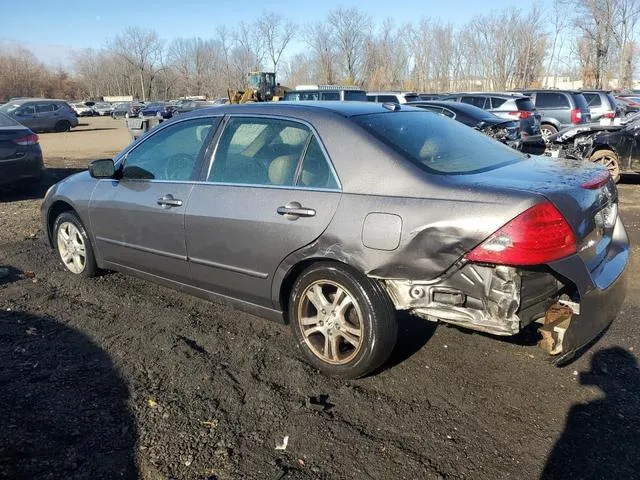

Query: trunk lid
left=456, top=156, right=616, bottom=271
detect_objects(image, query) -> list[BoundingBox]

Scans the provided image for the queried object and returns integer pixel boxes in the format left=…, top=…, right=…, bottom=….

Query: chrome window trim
left=96, top=178, right=341, bottom=193
left=203, top=113, right=342, bottom=192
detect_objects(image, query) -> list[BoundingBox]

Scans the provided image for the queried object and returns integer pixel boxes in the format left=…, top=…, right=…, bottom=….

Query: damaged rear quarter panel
left=271, top=182, right=542, bottom=309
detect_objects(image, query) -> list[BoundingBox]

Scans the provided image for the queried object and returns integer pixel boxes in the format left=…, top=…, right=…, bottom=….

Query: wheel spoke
left=303, top=325, right=324, bottom=338
left=59, top=226, right=70, bottom=241
left=72, top=255, right=84, bottom=272
left=300, top=315, right=319, bottom=326
left=339, top=331, right=360, bottom=347
left=306, top=284, right=330, bottom=311
left=336, top=294, right=353, bottom=317
left=332, top=287, right=346, bottom=306
left=341, top=324, right=361, bottom=338
left=324, top=334, right=340, bottom=361
left=74, top=241, right=86, bottom=254
left=60, top=249, right=73, bottom=262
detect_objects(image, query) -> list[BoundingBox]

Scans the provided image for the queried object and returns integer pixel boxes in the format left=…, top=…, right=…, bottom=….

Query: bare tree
left=304, top=22, right=337, bottom=84
left=257, top=12, right=296, bottom=74
left=327, top=7, right=373, bottom=84
left=112, top=27, right=164, bottom=101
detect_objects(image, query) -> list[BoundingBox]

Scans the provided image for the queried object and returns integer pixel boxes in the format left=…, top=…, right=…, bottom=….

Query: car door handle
left=157, top=194, right=183, bottom=208
left=277, top=201, right=316, bottom=220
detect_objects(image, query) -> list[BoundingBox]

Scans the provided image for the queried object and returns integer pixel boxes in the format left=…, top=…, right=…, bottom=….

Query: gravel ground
left=0, top=117, right=638, bottom=479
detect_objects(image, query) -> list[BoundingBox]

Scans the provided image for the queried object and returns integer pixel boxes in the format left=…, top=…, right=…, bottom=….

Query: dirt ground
left=0, top=116, right=638, bottom=479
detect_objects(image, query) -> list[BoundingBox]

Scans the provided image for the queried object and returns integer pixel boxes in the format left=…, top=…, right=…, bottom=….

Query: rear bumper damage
left=381, top=216, right=628, bottom=360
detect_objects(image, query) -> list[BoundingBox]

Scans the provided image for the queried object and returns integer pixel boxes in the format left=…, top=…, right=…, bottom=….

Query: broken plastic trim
left=383, top=264, right=521, bottom=336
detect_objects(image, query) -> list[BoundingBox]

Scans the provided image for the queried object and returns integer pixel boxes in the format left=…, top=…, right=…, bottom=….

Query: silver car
left=0, top=98, right=79, bottom=133
left=41, top=102, right=628, bottom=378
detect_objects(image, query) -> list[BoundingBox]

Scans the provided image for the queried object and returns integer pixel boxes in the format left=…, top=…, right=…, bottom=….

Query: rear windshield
left=583, top=93, right=601, bottom=107
left=0, top=111, right=20, bottom=127
left=515, top=98, right=535, bottom=111
left=353, top=111, right=524, bottom=174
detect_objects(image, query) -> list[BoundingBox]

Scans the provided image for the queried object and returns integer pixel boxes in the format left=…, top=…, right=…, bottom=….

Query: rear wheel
left=540, top=124, right=558, bottom=142
left=289, top=262, right=397, bottom=378
left=590, top=149, right=621, bottom=183
left=54, top=120, right=71, bottom=133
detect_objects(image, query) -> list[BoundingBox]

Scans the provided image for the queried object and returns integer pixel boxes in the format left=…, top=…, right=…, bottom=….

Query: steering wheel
left=163, top=153, right=194, bottom=181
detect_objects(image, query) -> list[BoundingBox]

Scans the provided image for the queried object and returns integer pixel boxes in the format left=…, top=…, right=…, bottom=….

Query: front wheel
left=289, top=262, right=397, bottom=378
left=53, top=212, right=98, bottom=277
left=540, top=124, right=558, bottom=142
left=590, top=149, right=621, bottom=183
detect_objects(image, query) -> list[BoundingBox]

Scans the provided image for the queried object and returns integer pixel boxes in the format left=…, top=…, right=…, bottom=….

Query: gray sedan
left=41, top=102, right=628, bottom=378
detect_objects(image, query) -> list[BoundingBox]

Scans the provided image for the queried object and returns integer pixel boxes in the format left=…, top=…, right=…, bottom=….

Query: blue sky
left=2, top=0, right=543, bottom=67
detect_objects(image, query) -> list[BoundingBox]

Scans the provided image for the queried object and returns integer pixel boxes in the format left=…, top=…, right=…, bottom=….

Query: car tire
left=54, top=120, right=71, bottom=133
left=288, top=262, right=397, bottom=379
left=590, top=149, right=621, bottom=183
left=540, top=124, right=558, bottom=141
left=53, top=211, right=98, bottom=277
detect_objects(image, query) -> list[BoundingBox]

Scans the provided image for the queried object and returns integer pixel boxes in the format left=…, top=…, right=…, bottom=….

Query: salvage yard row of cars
left=39, top=100, right=629, bottom=378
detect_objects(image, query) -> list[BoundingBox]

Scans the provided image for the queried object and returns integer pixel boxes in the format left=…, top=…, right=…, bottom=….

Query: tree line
left=1, top=1, right=638, bottom=102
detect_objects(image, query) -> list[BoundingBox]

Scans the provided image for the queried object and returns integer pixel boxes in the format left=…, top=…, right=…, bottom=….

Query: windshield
left=353, top=111, right=524, bottom=174
left=0, top=103, right=21, bottom=113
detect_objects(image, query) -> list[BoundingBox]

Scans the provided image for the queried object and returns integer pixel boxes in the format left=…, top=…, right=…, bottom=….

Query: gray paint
left=362, top=213, right=402, bottom=251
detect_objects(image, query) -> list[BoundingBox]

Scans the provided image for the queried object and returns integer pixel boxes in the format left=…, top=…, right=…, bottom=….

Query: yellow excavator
left=228, top=72, right=289, bottom=104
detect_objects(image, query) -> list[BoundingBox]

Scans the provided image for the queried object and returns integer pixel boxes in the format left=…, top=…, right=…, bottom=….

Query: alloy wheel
left=56, top=221, right=87, bottom=274
left=297, top=280, right=364, bottom=365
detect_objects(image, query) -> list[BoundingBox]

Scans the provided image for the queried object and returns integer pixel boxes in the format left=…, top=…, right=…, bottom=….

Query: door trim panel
left=95, top=235, right=188, bottom=261
left=189, top=256, right=269, bottom=279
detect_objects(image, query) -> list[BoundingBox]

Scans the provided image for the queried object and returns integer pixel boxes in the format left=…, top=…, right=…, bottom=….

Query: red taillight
left=602, top=111, right=615, bottom=119
left=465, top=202, right=577, bottom=266
left=581, top=170, right=610, bottom=189
left=507, top=110, right=532, bottom=119
left=570, top=108, right=582, bottom=123
left=13, top=134, right=39, bottom=146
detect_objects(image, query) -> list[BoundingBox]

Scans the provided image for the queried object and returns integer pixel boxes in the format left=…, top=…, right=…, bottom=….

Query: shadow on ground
left=383, top=311, right=437, bottom=370
left=0, top=309, right=138, bottom=479
left=0, top=167, right=85, bottom=202
left=541, top=346, right=640, bottom=479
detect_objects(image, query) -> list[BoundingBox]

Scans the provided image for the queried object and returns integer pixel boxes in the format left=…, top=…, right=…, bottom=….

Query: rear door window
left=35, top=104, right=55, bottom=114
left=572, top=93, right=590, bottom=110
left=535, top=92, right=570, bottom=109
left=461, top=96, right=487, bottom=109
left=343, top=90, right=367, bottom=101
left=490, top=97, right=507, bottom=108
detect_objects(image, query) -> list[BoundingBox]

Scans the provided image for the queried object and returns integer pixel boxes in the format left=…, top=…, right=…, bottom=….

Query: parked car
left=515, top=90, right=591, bottom=140
left=212, top=98, right=230, bottom=105
left=111, top=102, right=132, bottom=119
left=580, top=90, right=619, bottom=123
left=0, top=98, right=78, bottom=133
left=615, top=96, right=640, bottom=118
left=545, top=115, right=640, bottom=182
left=92, top=102, right=113, bottom=116
left=366, top=91, right=421, bottom=104
left=71, top=102, right=96, bottom=117
left=407, top=100, right=522, bottom=150
left=418, top=93, right=446, bottom=100
left=173, top=100, right=214, bottom=115
left=0, top=111, right=43, bottom=189
left=125, top=103, right=146, bottom=118
left=440, top=92, right=541, bottom=142
left=42, top=102, right=628, bottom=378
left=139, top=102, right=176, bottom=119
left=283, top=85, right=367, bottom=101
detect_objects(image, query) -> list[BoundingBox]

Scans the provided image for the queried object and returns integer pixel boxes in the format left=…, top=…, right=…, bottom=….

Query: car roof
left=407, top=100, right=497, bottom=116
left=185, top=101, right=424, bottom=118
left=366, top=91, right=418, bottom=95
left=516, top=89, right=584, bottom=95
left=8, top=98, right=68, bottom=104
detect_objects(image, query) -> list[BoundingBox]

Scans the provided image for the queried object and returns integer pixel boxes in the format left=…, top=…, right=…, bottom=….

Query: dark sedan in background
left=42, top=102, right=627, bottom=378
left=138, top=102, right=176, bottom=119
left=0, top=112, right=44, bottom=190
left=407, top=100, right=522, bottom=149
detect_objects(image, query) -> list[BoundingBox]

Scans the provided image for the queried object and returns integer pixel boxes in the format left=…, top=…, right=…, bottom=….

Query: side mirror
left=88, top=159, right=116, bottom=179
